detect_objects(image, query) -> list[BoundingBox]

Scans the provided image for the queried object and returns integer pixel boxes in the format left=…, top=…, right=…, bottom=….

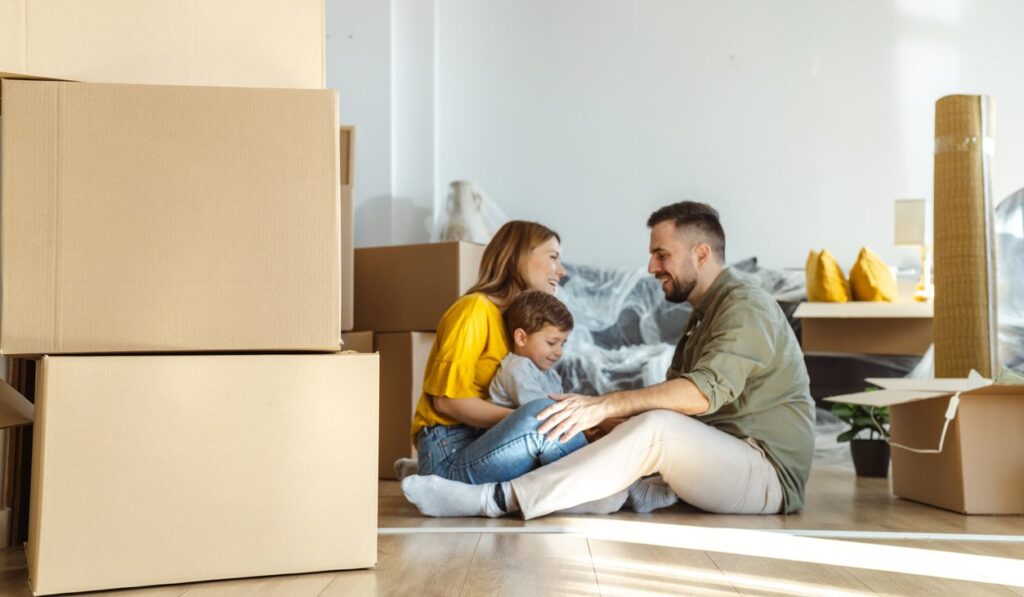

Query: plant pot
left=850, top=439, right=890, bottom=477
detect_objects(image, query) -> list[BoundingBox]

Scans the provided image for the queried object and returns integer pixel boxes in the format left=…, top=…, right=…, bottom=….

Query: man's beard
left=662, top=274, right=696, bottom=303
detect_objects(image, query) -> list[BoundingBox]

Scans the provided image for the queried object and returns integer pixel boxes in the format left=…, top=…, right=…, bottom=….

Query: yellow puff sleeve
left=411, top=293, right=509, bottom=438
left=423, top=296, right=494, bottom=399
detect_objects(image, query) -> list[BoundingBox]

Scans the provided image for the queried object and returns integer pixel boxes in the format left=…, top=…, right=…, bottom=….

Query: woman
left=408, top=221, right=586, bottom=484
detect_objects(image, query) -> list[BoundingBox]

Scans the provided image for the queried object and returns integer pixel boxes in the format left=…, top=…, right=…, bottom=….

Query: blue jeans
left=416, top=398, right=588, bottom=484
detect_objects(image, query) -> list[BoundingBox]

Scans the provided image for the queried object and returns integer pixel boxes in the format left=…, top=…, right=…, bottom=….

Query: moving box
left=0, top=0, right=324, bottom=88
left=1, top=79, right=343, bottom=355
left=0, top=353, right=378, bottom=595
left=355, top=242, right=484, bottom=333
left=376, top=332, right=434, bottom=478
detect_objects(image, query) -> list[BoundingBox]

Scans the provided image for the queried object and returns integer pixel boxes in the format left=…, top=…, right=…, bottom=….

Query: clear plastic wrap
left=555, top=258, right=806, bottom=395
left=997, top=189, right=1024, bottom=371
left=431, top=180, right=509, bottom=244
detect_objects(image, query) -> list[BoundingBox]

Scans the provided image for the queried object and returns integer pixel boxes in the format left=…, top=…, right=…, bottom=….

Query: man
left=402, top=201, right=815, bottom=518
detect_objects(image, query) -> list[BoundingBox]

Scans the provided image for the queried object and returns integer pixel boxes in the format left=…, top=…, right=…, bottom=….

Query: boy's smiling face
left=512, top=323, right=569, bottom=371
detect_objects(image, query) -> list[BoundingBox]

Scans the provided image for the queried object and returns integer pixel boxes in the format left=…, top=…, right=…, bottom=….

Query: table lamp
left=894, top=198, right=932, bottom=302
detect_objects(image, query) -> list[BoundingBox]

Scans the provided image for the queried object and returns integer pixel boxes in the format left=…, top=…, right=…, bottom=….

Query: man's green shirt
left=666, top=267, right=815, bottom=513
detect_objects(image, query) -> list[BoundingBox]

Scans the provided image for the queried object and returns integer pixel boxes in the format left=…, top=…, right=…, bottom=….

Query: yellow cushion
left=849, top=246, right=898, bottom=302
left=806, top=249, right=851, bottom=302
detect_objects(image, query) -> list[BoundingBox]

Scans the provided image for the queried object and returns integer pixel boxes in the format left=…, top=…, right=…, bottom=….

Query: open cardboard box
left=0, top=353, right=378, bottom=595
left=825, top=375, right=1024, bottom=514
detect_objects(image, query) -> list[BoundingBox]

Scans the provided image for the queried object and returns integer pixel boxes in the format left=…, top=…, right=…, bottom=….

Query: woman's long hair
left=465, top=221, right=560, bottom=302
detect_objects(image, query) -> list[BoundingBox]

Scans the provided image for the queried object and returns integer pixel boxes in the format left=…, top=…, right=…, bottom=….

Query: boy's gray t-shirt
left=489, top=353, right=564, bottom=408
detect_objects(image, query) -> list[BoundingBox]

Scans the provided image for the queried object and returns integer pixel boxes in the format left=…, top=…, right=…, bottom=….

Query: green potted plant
left=830, top=402, right=890, bottom=477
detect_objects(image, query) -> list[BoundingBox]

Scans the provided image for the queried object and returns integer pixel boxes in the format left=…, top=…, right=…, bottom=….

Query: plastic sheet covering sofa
left=554, top=258, right=805, bottom=396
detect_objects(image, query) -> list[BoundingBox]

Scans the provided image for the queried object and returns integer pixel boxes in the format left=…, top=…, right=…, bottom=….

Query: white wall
left=325, top=0, right=393, bottom=247
left=330, top=0, right=1024, bottom=269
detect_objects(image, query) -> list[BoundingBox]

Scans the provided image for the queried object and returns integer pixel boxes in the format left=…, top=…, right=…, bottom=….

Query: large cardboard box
left=355, top=242, right=485, bottom=332
left=794, top=302, right=933, bottom=356
left=0, top=353, right=378, bottom=595
left=340, top=127, right=356, bottom=332
left=0, top=79, right=343, bottom=355
left=825, top=377, right=1024, bottom=514
left=0, top=0, right=324, bottom=88
left=376, top=332, right=434, bottom=478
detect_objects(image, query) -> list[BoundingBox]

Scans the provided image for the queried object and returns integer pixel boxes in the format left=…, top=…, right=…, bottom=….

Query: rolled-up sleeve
left=680, top=301, right=775, bottom=414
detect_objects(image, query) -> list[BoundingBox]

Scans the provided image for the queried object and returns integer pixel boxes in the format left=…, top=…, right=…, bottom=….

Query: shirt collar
left=691, top=267, right=733, bottom=317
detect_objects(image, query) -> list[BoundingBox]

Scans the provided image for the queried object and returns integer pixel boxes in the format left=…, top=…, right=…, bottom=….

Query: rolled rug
left=933, top=94, right=998, bottom=378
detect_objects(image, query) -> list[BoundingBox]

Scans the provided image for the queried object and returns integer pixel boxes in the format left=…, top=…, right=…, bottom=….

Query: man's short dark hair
left=647, top=201, right=726, bottom=262
left=503, top=290, right=574, bottom=345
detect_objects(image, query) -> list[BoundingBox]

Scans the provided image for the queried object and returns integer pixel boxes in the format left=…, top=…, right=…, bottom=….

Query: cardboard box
left=0, top=507, right=9, bottom=549
left=0, top=0, right=324, bottom=88
left=794, top=302, right=933, bottom=356
left=340, top=127, right=356, bottom=332
left=355, top=242, right=485, bottom=333
left=341, top=331, right=374, bottom=353
left=376, top=332, right=434, bottom=478
left=0, top=353, right=378, bottom=595
left=825, top=376, right=1024, bottom=514
left=1, top=79, right=343, bottom=355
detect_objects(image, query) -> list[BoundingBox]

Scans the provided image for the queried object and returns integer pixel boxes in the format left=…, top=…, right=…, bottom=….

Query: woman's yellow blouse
left=411, top=293, right=510, bottom=438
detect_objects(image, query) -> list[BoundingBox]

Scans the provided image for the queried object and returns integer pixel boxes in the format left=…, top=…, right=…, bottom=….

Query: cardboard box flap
left=823, top=389, right=949, bottom=407
left=958, top=383, right=1024, bottom=397
left=0, top=380, right=33, bottom=428
left=0, top=74, right=67, bottom=109
left=864, top=377, right=992, bottom=393
left=0, top=72, right=63, bottom=81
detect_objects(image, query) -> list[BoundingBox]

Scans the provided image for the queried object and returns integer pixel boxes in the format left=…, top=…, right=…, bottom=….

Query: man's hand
left=537, top=393, right=611, bottom=443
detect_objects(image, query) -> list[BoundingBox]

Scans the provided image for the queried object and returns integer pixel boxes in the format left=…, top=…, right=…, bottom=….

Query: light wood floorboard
left=588, top=539, right=739, bottom=596
left=461, top=534, right=599, bottom=596
left=380, top=468, right=1024, bottom=535
left=320, top=533, right=480, bottom=596
left=2, top=466, right=1023, bottom=595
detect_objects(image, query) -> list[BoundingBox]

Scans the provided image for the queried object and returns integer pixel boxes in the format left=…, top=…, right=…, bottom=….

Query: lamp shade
left=894, top=198, right=926, bottom=246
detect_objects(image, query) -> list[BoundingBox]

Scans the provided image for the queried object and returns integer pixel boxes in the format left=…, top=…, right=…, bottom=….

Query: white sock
left=393, top=457, right=419, bottom=480
left=401, top=475, right=509, bottom=518
left=627, top=476, right=679, bottom=513
left=556, top=490, right=629, bottom=515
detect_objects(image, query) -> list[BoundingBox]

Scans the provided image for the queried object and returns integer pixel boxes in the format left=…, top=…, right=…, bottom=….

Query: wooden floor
left=2, top=466, right=1023, bottom=596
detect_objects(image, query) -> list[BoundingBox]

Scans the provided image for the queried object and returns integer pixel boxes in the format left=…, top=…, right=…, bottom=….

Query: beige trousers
left=511, top=409, right=784, bottom=519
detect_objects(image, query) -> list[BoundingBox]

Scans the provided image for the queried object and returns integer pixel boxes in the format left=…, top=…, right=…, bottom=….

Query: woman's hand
left=536, top=393, right=612, bottom=443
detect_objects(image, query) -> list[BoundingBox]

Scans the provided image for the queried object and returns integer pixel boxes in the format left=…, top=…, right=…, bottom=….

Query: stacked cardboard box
left=0, top=0, right=325, bottom=88
left=354, top=242, right=485, bottom=478
left=0, top=4, right=377, bottom=594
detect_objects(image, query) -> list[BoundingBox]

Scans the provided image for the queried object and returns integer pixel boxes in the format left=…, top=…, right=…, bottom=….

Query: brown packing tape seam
left=934, top=135, right=995, bottom=155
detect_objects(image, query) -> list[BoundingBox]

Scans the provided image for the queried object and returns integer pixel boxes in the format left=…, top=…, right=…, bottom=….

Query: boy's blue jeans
left=416, top=398, right=587, bottom=484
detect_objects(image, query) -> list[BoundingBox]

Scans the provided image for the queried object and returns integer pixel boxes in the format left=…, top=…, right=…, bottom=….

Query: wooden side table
left=794, top=301, right=934, bottom=356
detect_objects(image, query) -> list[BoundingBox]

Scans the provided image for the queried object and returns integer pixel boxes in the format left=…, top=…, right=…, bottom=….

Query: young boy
left=490, top=291, right=677, bottom=514
left=488, top=290, right=572, bottom=410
